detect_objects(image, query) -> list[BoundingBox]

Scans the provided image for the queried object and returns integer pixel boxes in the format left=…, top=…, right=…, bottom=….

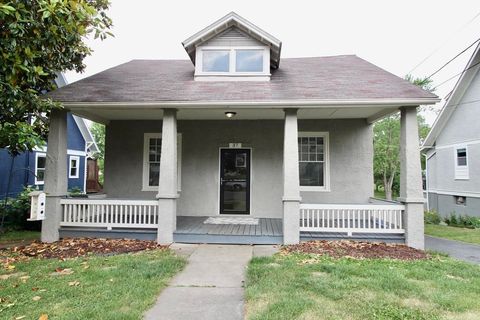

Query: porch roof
left=49, top=55, right=438, bottom=105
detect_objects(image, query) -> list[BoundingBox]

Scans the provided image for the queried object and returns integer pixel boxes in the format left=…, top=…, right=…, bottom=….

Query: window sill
left=300, top=187, right=330, bottom=192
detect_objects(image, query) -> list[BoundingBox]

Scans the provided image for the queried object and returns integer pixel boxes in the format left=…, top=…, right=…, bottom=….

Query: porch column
left=399, top=106, right=424, bottom=249
left=282, top=108, right=301, bottom=244
left=156, top=109, right=178, bottom=244
left=41, top=109, right=68, bottom=243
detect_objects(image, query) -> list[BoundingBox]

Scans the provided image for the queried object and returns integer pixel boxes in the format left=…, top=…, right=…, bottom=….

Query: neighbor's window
left=142, top=133, right=182, bottom=191
left=298, top=132, right=329, bottom=191
left=454, top=146, right=469, bottom=180
left=202, top=50, right=230, bottom=72
left=35, top=153, right=46, bottom=185
left=456, top=148, right=467, bottom=166
left=235, top=50, right=263, bottom=72
left=69, top=156, right=80, bottom=178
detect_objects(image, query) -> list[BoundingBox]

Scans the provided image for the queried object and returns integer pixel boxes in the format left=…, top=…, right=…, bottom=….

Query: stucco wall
left=104, top=119, right=373, bottom=218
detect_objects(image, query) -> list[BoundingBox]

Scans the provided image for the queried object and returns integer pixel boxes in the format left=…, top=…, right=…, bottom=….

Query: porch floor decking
left=173, top=216, right=284, bottom=244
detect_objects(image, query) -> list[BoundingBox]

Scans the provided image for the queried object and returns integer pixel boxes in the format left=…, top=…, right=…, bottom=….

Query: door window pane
left=235, top=50, right=263, bottom=72
left=202, top=51, right=230, bottom=72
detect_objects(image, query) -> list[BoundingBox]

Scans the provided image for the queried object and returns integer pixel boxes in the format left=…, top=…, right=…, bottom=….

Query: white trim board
left=427, top=189, right=480, bottom=199
left=33, top=147, right=87, bottom=157
left=435, top=139, right=480, bottom=150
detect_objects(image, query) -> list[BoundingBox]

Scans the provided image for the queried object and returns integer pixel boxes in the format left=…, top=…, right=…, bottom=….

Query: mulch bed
left=1, top=238, right=167, bottom=269
left=282, top=240, right=428, bottom=260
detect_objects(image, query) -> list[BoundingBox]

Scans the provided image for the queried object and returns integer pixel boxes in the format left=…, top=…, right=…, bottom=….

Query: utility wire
left=432, top=60, right=480, bottom=90
left=425, top=38, right=480, bottom=80
left=408, top=10, right=480, bottom=74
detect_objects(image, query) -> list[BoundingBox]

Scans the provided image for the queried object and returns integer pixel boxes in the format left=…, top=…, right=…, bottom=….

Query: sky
left=64, top=0, right=480, bottom=125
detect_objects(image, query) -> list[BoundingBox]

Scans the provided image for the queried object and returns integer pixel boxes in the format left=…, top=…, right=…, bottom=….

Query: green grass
left=245, top=253, right=480, bottom=320
left=0, top=230, right=40, bottom=244
left=0, top=249, right=185, bottom=319
left=425, top=224, right=480, bottom=245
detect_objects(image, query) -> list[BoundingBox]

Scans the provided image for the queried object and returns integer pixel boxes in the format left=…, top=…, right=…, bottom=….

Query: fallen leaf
left=15, top=316, right=26, bottom=320
left=68, top=281, right=80, bottom=286
left=39, top=289, right=47, bottom=292
left=32, top=296, right=41, bottom=301
left=39, top=314, right=48, bottom=320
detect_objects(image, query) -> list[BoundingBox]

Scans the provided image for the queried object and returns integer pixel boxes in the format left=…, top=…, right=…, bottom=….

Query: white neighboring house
left=422, top=42, right=480, bottom=217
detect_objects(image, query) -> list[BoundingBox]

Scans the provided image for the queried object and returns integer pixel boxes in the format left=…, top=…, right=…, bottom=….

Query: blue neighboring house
left=0, top=74, right=98, bottom=199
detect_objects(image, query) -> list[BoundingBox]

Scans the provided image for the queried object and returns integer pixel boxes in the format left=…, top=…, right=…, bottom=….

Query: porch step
left=173, top=232, right=283, bottom=245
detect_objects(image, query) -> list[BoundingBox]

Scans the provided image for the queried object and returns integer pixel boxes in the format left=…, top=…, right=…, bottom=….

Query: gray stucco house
left=41, top=12, right=438, bottom=249
left=423, top=43, right=480, bottom=218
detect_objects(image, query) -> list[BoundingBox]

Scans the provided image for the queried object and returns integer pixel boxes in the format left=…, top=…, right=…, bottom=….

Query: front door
left=220, top=149, right=251, bottom=215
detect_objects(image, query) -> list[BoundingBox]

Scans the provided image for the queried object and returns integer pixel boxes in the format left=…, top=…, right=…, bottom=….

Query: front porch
left=58, top=198, right=406, bottom=244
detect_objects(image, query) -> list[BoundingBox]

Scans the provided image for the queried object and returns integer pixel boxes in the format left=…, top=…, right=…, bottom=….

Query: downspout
left=424, top=153, right=429, bottom=212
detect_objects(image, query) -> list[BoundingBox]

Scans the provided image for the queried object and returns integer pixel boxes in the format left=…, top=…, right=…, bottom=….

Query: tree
left=0, top=0, right=112, bottom=155
left=90, top=122, right=105, bottom=184
left=373, top=75, right=435, bottom=200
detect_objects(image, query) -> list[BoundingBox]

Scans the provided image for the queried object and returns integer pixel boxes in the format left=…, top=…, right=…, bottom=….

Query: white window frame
left=69, top=156, right=80, bottom=179
left=195, top=46, right=270, bottom=77
left=34, top=152, right=46, bottom=185
left=142, top=133, right=182, bottom=192
left=298, top=132, right=330, bottom=192
left=454, top=145, right=469, bottom=180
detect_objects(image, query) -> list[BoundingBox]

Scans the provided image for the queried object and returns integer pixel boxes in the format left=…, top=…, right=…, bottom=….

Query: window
left=142, top=133, right=182, bottom=191
left=69, top=156, right=80, bottom=178
left=202, top=50, right=230, bottom=72
left=454, top=146, right=469, bottom=180
left=298, top=132, right=330, bottom=191
left=35, top=153, right=46, bottom=185
left=198, top=47, right=267, bottom=75
left=454, top=195, right=466, bottom=206
left=235, top=50, right=263, bottom=72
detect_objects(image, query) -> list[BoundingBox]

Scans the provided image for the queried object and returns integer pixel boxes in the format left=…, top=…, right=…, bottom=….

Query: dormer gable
left=182, top=12, right=282, bottom=81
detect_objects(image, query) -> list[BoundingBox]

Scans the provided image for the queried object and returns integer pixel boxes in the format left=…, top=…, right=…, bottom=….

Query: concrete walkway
left=144, top=244, right=278, bottom=320
left=425, top=235, right=480, bottom=264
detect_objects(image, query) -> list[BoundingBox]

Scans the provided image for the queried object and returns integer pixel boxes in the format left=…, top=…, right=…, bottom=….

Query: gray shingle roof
left=49, top=55, right=437, bottom=103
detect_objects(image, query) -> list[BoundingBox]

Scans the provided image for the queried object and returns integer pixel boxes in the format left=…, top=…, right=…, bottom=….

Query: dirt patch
left=283, top=240, right=428, bottom=260
left=1, top=238, right=168, bottom=268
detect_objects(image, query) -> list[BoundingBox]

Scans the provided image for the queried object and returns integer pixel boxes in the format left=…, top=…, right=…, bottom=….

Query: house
left=0, top=74, right=99, bottom=199
left=0, top=113, right=98, bottom=198
left=422, top=42, right=480, bottom=217
left=41, top=12, right=438, bottom=248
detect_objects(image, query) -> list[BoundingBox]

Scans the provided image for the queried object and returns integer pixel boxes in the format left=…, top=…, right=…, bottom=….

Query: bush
left=0, top=186, right=41, bottom=231
left=424, top=210, right=441, bottom=225
left=444, top=212, right=480, bottom=229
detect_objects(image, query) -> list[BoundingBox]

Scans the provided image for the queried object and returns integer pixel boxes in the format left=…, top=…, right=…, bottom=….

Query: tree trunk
left=383, top=172, right=395, bottom=201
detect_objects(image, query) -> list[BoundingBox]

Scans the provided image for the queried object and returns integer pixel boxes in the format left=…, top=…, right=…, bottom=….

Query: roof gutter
left=62, top=98, right=440, bottom=109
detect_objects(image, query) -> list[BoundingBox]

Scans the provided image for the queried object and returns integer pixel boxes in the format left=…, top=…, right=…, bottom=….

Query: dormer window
left=196, top=47, right=269, bottom=80
left=183, top=12, right=282, bottom=82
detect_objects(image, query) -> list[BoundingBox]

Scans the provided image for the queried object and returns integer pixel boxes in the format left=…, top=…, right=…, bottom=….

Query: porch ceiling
left=70, top=106, right=398, bottom=124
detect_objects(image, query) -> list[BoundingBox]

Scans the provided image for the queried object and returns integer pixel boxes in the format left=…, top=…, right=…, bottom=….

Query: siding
left=202, top=27, right=264, bottom=47
left=104, top=119, right=373, bottom=218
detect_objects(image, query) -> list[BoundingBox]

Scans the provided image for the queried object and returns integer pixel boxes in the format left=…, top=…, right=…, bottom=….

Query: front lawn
left=425, top=224, right=480, bottom=245
left=0, top=230, right=40, bottom=245
left=246, top=250, right=480, bottom=319
left=0, top=248, right=185, bottom=319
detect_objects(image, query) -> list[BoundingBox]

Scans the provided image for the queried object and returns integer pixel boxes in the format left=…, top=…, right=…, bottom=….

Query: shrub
left=424, top=210, right=441, bottom=225
left=444, top=212, right=480, bottom=229
left=0, top=186, right=40, bottom=231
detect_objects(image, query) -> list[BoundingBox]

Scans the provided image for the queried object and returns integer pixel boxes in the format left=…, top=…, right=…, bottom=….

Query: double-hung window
left=69, top=156, right=80, bottom=178
left=298, top=132, right=330, bottom=191
left=142, top=133, right=182, bottom=191
left=454, top=146, right=469, bottom=179
left=35, top=153, right=46, bottom=185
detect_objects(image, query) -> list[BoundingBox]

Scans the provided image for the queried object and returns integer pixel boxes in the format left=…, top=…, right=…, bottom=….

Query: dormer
left=182, top=12, right=282, bottom=81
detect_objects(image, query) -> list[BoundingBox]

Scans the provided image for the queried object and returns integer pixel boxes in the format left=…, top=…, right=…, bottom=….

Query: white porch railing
left=299, top=204, right=405, bottom=235
left=60, top=199, right=159, bottom=229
